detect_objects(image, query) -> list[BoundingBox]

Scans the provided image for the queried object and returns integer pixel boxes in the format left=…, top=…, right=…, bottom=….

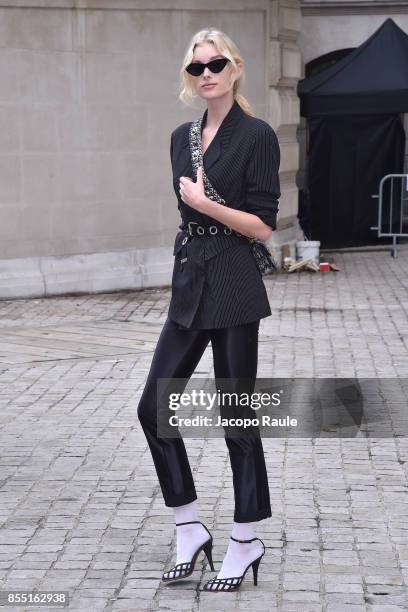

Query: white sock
left=173, top=501, right=210, bottom=565
left=231, top=521, right=256, bottom=541
left=174, top=500, right=199, bottom=525
left=207, top=521, right=264, bottom=585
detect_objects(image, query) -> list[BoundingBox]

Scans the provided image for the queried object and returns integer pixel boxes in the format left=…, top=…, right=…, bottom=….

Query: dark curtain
left=308, top=114, right=406, bottom=247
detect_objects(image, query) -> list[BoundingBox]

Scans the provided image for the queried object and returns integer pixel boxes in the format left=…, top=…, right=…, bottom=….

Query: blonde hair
left=179, top=28, right=254, bottom=117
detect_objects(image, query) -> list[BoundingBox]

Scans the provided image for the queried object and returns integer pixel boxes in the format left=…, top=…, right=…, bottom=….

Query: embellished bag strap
left=188, top=118, right=277, bottom=275
left=188, top=118, right=226, bottom=205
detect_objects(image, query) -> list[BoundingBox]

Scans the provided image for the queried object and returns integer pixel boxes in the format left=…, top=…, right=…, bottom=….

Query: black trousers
left=137, top=316, right=272, bottom=523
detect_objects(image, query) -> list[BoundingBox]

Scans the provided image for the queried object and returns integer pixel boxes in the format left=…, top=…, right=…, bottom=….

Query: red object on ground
left=320, top=262, right=330, bottom=272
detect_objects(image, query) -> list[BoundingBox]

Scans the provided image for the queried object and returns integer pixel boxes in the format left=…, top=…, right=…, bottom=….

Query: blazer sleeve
left=244, top=123, right=281, bottom=231
left=170, top=130, right=180, bottom=211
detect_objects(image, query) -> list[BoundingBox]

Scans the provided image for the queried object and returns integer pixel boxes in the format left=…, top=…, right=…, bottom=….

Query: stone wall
left=0, top=0, right=302, bottom=298
left=269, top=0, right=303, bottom=261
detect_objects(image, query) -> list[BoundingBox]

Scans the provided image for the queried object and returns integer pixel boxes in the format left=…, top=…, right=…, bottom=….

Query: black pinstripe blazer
left=167, top=99, right=281, bottom=330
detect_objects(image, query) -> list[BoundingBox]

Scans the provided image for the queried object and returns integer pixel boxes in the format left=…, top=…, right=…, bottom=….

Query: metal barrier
left=371, top=174, right=408, bottom=257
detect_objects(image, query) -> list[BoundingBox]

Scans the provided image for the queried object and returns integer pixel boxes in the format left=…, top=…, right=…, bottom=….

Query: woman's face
left=190, top=42, right=241, bottom=101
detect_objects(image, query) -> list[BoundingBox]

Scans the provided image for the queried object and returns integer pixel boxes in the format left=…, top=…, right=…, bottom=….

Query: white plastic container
left=296, top=240, right=321, bottom=265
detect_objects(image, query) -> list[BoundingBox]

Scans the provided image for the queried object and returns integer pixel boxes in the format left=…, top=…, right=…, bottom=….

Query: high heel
left=251, top=554, right=261, bottom=586
left=202, top=537, right=215, bottom=571
left=162, top=520, right=214, bottom=583
left=201, top=535, right=265, bottom=592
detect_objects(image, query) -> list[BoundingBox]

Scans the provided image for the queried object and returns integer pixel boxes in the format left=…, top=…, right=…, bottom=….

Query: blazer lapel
left=202, top=132, right=221, bottom=173
left=201, top=99, right=245, bottom=173
left=174, top=100, right=245, bottom=177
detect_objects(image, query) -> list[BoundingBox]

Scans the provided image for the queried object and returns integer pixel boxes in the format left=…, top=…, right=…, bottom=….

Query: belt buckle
left=187, top=221, right=198, bottom=236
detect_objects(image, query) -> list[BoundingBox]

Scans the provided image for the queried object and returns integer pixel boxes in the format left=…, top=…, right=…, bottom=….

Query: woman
left=137, top=27, right=280, bottom=592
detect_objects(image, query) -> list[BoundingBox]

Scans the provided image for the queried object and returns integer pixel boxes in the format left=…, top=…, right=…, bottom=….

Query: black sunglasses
left=185, top=57, right=230, bottom=77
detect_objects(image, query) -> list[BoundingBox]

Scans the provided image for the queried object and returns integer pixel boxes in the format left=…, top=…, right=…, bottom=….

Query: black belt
left=181, top=221, right=242, bottom=237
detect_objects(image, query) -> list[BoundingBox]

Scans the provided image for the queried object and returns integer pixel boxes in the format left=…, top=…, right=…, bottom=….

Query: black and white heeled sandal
left=162, top=520, right=215, bottom=583
left=201, top=535, right=265, bottom=592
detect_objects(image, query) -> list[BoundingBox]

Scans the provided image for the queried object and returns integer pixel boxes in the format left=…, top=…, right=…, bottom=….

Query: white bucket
left=296, top=240, right=321, bottom=264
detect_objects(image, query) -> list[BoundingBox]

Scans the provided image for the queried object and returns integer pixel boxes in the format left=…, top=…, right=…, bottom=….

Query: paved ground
left=0, top=247, right=408, bottom=612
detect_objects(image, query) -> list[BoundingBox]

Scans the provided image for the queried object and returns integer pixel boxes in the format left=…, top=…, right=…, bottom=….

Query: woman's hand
left=179, top=166, right=208, bottom=213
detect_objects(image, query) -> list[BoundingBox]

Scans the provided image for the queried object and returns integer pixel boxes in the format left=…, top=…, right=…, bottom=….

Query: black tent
left=297, top=18, right=407, bottom=247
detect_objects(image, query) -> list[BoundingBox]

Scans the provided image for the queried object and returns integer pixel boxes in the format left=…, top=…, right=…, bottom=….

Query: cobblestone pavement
left=0, top=248, right=408, bottom=612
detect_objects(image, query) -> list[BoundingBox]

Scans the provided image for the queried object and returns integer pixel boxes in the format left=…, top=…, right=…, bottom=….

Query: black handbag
left=188, top=118, right=278, bottom=276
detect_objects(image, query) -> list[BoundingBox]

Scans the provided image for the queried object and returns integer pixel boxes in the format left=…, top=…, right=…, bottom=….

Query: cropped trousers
left=136, top=316, right=272, bottom=523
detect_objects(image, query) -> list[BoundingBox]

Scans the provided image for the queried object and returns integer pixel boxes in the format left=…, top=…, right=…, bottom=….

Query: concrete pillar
left=268, top=0, right=303, bottom=264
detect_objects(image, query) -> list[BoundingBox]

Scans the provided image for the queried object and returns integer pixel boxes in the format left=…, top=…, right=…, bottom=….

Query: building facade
left=0, top=1, right=406, bottom=298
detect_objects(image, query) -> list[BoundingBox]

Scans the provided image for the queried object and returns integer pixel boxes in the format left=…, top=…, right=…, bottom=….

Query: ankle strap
left=230, top=535, right=258, bottom=543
